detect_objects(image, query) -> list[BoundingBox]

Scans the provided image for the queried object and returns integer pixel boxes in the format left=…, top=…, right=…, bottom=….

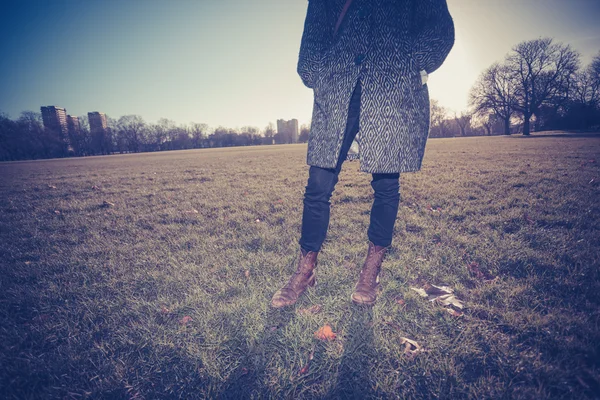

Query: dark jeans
left=299, top=79, right=400, bottom=252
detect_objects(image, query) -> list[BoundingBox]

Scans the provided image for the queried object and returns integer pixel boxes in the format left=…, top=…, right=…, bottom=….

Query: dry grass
left=1, top=132, right=599, bottom=399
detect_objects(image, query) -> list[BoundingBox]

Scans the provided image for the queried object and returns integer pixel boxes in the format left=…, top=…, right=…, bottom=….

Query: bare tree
left=505, top=38, right=580, bottom=135
left=454, top=111, right=472, bottom=136
left=429, top=99, right=450, bottom=137
left=117, top=115, right=147, bottom=153
left=263, top=122, right=275, bottom=144
left=189, top=122, right=209, bottom=148
left=469, top=63, right=516, bottom=135
left=299, top=124, right=310, bottom=143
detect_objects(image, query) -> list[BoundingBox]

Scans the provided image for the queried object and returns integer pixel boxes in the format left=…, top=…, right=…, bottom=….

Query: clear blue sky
left=1, top=0, right=599, bottom=130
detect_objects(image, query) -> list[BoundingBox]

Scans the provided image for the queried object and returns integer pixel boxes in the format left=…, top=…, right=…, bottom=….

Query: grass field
left=1, top=132, right=599, bottom=399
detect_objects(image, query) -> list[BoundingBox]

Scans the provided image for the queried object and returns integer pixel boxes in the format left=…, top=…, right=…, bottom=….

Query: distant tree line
left=0, top=112, right=312, bottom=161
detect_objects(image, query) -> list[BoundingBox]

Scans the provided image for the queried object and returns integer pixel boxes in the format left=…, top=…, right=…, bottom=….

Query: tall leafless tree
left=454, top=112, right=472, bottom=136
left=117, top=115, right=147, bottom=153
left=505, top=38, right=580, bottom=135
left=469, top=62, right=516, bottom=135
left=429, top=99, right=450, bottom=137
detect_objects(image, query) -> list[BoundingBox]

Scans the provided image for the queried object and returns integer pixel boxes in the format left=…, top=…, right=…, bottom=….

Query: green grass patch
left=1, top=133, right=599, bottom=399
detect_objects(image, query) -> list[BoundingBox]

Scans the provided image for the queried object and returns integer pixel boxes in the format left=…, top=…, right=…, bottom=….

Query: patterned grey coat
left=298, top=0, right=454, bottom=173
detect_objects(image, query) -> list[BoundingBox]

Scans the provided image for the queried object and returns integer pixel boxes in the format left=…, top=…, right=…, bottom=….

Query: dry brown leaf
left=400, top=337, right=424, bottom=356
left=434, top=293, right=464, bottom=309
left=396, top=298, right=406, bottom=306
left=244, top=270, right=250, bottom=278
left=423, top=283, right=453, bottom=296
left=446, top=308, right=463, bottom=317
left=180, top=316, right=192, bottom=325
left=102, top=201, right=115, bottom=208
left=410, top=283, right=465, bottom=309
left=298, top=304, right=322, bottom=315
left=314, top=325, right=336, bottom=341
left=53, top=210, right=61, bottom=215
left=298, top=364, right=310, bottom=375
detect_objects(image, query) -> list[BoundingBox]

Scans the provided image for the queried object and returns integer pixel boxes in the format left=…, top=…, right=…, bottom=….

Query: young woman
left=271, top=0, right=454, bottom=307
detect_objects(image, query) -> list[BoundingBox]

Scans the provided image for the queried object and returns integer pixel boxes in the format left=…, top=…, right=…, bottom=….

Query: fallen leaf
left=244, top=270, right=250, bottom=278
left=410, top=287, right=428, bottom=298
left=53, top=210, right=61, bottom=215
left=415, top=256, right=428, bottom=262
left=423, top=283, right=453, bottom=296
left=270, top=326, right=278, bottom=332
left=427, top=204, right=440, bottom=213
left=434, top=293, right=464, bottom=309
left=396, top=298, right=406, bottom=306
left=180, top=316, right=192, bottom=325
left=255, top=218, right=261, bottom=223
left=47, top=184, right=57, bottom=189
left=410, top=283, right=465, bottom=309
left=590, top=178, right=595, bottom=184
left=298, top=364, right=310, bottom=375
left=400, top=337, right=424, bottom=357
left=298, top=304, right=322, bottom=315
left=446, top=308, right=463, bottom=317
left=161, top=306, right=170, bottom=314
left=91, top=185, right=100, bottom=190
left=102, top=201, right=115, bottom=208
left=184, top=209, right=199, bottom=214
left=314, top=325, right=336, bottom=341
left=24, top=261, right=31, bottom=265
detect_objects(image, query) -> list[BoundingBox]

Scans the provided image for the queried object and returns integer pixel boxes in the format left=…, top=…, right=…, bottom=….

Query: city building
left=88, top=111, right=107, bottom=134
left=276, top=118, right=299, bottom=144
left=67, top=115, right=80, bottom=136
left=41, top=106, right=68, bottom=137
left=88, top=111, right=110, bottom=154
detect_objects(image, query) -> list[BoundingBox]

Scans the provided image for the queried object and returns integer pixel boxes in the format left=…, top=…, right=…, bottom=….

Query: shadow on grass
left=326, top=305, right=385, bottom=399
left=218, top=307, right=296, bottom=399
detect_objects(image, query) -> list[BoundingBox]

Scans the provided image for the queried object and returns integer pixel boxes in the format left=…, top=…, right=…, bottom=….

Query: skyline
left=1, top=0, right=599, bottom=129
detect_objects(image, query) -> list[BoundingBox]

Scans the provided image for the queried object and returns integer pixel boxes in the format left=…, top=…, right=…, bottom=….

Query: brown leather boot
left=271, top=249, right=318, bottom=308
left=351, top=241, right=388, bottom=306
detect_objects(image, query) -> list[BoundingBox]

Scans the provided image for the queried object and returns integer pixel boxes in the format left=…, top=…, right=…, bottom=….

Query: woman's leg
left=351, top=173, right=400, bottom=305
left=299, top=79, right=362, bottom=252
left=367, top=173, right=400, bottom=247
left=299, top=166, right=339, bottom=252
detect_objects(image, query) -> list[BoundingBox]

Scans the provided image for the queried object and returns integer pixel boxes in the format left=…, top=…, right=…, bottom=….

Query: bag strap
left=334, top=0, right=354, bottom=37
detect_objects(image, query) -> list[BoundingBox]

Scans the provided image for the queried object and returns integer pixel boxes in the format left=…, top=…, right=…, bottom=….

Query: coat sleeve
left=297, top=0, right=330, bottom=89
left=411, top=0, right=455, bottom=74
